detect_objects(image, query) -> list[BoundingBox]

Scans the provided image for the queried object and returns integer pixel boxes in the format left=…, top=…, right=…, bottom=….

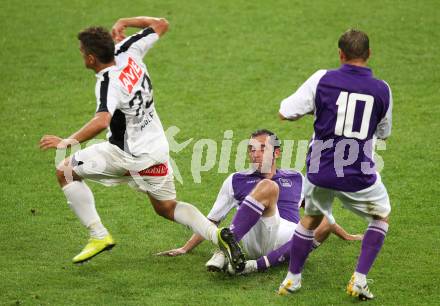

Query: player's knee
left=374, top=211, right=390, bottom=222
left=301, top=214, right=324, bottom=230
left=254, top=179, right=279, bottom=201
left=374, top=202, right=391, bottom=221
left=55, top=160, right=81, bottom=187
left=151, top=199, right=177, bottom=220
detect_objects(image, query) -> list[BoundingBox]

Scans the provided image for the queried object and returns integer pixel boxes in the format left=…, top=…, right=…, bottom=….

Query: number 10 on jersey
left=335, top=91, right=374, bottom=140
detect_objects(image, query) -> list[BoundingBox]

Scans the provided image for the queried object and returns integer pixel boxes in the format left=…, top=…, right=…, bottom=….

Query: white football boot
left=346, top=274, right=374, bottom=301
left=227, top=260, right=258, bottom=275
left=278, top=275, right=302, bottom=296
left=205, top=249, right=227, bottom=272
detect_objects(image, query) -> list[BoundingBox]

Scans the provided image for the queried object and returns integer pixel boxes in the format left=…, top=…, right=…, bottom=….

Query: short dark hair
left=78, top=26, right=115, bottom=64
left=250, top=129, right=281, bottom=149
left=338, top=29, right=370, bottom=61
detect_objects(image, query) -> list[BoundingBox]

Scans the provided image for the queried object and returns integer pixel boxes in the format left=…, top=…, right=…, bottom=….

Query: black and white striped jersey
left=94, top=27, right=169, bottom=157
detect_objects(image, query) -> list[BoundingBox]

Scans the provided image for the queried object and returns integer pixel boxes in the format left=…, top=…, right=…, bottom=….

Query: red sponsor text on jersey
left=124, top=163, right=168, bottom=177
left=119, top=57, right=143, bottom=94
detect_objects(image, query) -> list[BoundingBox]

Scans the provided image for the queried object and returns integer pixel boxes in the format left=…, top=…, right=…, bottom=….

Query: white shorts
left=70, top=141, right=176, bottom=201
left=241, top=210, right=297, bottom=259
left=304, top=175, right=391, bottom=224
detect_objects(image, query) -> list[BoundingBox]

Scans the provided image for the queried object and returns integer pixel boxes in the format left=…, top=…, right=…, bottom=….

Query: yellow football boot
left=72, top=234, right=115, bottom=264
left=346, top=274, right=374, bottom=301
left=217, top=228, right=246, bottom=273
left=278, top=278, right=301, bottom=296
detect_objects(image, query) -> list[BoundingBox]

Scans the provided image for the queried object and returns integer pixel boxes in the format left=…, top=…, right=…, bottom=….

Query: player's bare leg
left=148, top=195, right=247, bottom=273
left=278, top=214, right=323, bottom=295
left=147, top=195, right=251, bottom=271
left=56, top=157, right=114, bottom=264
left=147, top=195, right=219, bottom=244
left=347, top=216, right=389, bottom=301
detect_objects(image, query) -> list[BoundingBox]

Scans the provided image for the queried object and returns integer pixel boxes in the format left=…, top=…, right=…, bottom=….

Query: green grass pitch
left=1, top=0, right=439, bottom=305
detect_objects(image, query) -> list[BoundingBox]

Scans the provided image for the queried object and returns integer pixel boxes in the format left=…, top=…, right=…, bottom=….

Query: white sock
left=354, top=271, right=367, bottom=286
left=247, top=260, right=258, bottom=271
left=311, top=238, right=321, bottom=250
left=62, top=181, right=108, bottom=239
left=174, top=202, right=218, bottom=244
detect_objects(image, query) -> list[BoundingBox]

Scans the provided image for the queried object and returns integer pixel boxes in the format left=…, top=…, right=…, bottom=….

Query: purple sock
left=257, top=239, right=292, bottom=271
left=230, top=195, right=264, bottom=241
left=356, top=220, right=388, bottom=275
left=288, top=223, right=314, bottom=274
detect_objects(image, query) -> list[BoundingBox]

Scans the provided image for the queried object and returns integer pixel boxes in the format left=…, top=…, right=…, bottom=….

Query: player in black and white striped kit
left=40, top=16, right=243, bottom=266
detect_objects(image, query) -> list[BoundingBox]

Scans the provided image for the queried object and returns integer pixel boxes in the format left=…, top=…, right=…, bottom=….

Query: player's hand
left=155, top=247, right=187, bottom=257
left=39, top=136, right=77, bottom=150
left=111, top=20, right=127, bottom=43
left=346, top=234, right=364, bottom=241
left=39, top=135, right=64, bottom=150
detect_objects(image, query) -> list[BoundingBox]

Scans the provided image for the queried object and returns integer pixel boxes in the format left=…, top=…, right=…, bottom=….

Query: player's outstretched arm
left=112, top=16, right=169, bottom=42
left=156, top=175, right=233, bottom=256
left=314, top=217, right=363, bottom=243
left=331, top=223, right=363, bottom=241
left=39, top=112, right=111, bottom=150
left=156, top=217, right=220, bottom=256
left=156, top=233, right=205, bottom=257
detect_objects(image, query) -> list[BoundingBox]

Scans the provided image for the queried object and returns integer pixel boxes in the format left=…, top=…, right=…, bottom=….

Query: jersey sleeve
left=96, top=73, right=119, bottom=115
left=298, top=172, right=305, bottom=208
left=207, top=174, right=239, bottom=223
left=375, top=81, right=393, bottom=139
left=279, top=70, right=327, bottom=120
left=114, top=27, right=159, bottom=59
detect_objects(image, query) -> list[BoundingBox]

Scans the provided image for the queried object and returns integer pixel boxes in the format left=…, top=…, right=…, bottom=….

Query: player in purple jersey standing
left=277, top=29, right=392, bottom=300
left=158, top=129, right=362, bottom=274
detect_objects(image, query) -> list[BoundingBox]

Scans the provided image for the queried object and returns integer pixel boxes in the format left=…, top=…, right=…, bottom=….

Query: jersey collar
left=340, top=64, right=372, bottom=76
left=95, top=65, right=115, bottom=78
left=270, top=169, right=281, bottom=179
left=251, top=168, right=280, bottom=179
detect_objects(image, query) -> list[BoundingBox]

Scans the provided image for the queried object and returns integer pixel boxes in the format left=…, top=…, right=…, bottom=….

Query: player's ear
left=274, top=147, right=281, bottom=159
left=87, top=54, right=96, bottom=65
left=338, top=48, right=345, bottom=63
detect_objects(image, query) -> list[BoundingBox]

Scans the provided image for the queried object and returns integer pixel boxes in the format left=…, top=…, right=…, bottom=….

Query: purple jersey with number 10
left=280, top=64, right=393, bottom=192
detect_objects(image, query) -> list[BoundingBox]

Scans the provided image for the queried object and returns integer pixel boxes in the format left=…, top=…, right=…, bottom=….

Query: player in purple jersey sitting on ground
left=158, top=129, right=362, bottom=274
left=277, top=29, right=392, bottom=301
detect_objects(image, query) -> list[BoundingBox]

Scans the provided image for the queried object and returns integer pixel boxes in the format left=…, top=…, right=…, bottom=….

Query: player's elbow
left=279, top=112, right=300, bottom=121
left=95, top=112, right=111, bottom=130
left=153, top=18, right=169, bottom=36
left=158, top=18, right=169, bottom=31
